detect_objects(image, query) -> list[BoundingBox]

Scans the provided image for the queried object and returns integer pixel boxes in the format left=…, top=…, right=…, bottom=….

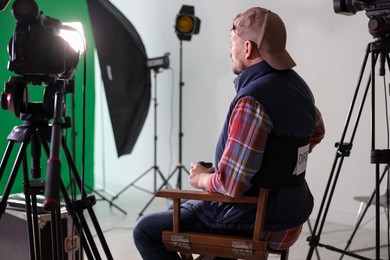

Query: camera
left=334, top=0, right=390, bottom=15
left=334, top=0, right=390, bottom=37
left=7, top=0, right=80, bottom=79
left=1, top=0, right=80, bottom=119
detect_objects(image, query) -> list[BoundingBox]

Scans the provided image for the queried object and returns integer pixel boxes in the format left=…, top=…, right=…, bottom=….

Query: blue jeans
left=133, top=208, right=210, bottom=260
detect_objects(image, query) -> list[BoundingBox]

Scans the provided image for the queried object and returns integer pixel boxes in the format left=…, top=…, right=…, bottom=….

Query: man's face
left=229, top=30, right=246, bottom=75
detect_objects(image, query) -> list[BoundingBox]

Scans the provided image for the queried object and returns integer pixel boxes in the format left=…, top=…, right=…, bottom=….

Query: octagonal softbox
left=87, top=0, right=150, bottom=157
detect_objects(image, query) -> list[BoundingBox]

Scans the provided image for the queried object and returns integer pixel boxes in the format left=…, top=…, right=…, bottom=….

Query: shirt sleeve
left=206, top=96, right=273, bottom=197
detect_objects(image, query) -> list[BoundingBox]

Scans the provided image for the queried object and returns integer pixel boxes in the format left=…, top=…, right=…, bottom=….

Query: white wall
left=94, top=0, right=389, bottom=230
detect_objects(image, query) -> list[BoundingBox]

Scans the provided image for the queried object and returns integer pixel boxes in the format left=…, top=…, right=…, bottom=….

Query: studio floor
left=83, top=186, right=389, bottom=260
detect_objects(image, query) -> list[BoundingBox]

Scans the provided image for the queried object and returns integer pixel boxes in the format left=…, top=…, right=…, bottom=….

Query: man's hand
left=189, top=162, right=215, bottom=190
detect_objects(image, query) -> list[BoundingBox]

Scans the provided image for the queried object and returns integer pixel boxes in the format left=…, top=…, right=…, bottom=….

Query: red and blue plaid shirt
left=207, top=96, right=324, bottom=196
left=207, top=96, right=272, bottom=197
left=206, top=96, right=325, bottom=249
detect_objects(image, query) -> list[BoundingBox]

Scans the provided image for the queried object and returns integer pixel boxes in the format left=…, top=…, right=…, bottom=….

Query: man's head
left=230, top=7, right=295, bottom=73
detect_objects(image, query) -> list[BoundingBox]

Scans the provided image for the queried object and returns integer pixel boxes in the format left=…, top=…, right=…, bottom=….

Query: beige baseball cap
left=232, top=7, right=296, bottom=70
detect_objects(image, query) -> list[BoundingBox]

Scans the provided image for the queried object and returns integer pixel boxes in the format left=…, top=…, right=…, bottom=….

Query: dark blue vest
left=182, top=62, right=316, bottom=231
left=216, top=61, right=316, bottom=165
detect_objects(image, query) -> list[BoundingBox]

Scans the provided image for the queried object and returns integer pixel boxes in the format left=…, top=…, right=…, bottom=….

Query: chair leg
left=269, top=248, right=289, bottom=260
left=280, top=248, right=289, bottom=260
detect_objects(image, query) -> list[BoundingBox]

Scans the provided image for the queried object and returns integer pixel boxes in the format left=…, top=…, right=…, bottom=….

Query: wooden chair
left=155, top=188, right=289, bottom=260
left=155, top=135, right=310, bottom=260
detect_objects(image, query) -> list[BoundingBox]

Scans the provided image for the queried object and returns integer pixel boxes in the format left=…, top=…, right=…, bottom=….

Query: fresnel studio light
left=175, top=5, right=201, bottom=41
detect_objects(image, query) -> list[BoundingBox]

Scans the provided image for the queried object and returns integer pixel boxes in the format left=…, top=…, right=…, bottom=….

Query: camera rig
left=307, top=1, right=390, bottom=259
left=1, top=0, right=80, bottom=121
left=334, top=0, right=390, bottom=38
left=0, top=0, right=113, bottom=258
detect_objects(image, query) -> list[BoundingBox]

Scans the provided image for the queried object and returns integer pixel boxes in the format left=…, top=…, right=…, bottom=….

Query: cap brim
left=260, top=49, right=296, bottom=70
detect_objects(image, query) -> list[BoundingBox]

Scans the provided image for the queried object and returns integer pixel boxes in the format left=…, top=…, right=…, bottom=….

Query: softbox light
left=87, top=0, right=150, bottom=157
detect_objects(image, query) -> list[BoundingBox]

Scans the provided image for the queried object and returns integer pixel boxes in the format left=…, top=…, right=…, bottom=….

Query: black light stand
left=158, top=4, right=201, bottom=191
left=132, top=5, right=202, bottom=216
left=110, top=64, right=170, bottom=216
left=306, top=39, right=390, bottom=260
left=163, top=39, right=190, bottom=190
left=128, top=40, right=191, bottom=218
left=113, top=6, right=200, bottom=217
left=0, top=77, right=113, bottom=260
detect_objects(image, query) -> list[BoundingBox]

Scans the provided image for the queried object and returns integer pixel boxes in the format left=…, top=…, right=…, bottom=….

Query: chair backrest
left=248, top=134, right=310, bottom=193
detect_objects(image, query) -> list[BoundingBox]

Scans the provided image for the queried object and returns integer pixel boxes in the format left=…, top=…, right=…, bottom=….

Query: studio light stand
left=111, top=56, right=170, bottom=216
left=306, top=38, right=390, bottom=260
left=163, top=39, right=190, bottom=190
left=111, top=6, right=200, bottom=218
left=131, top=40, right=189, bottom=219
left=0, top=77, right=113, bottom=260
left=161, top=4, right=201, bottom=190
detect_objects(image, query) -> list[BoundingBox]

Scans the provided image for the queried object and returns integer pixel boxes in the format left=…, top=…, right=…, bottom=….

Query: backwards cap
left=232, top=7, right=296, bottom=70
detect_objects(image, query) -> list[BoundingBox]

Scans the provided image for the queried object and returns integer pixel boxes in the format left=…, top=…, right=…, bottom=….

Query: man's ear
left=245, top=40, right=257, bottom=59
left=244, top=41, right=251, bottom=59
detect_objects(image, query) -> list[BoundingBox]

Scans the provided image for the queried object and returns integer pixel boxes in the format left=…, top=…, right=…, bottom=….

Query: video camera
left=0, top=0, right=80, bottom=119
left=334, top=0, right=390, bottom=37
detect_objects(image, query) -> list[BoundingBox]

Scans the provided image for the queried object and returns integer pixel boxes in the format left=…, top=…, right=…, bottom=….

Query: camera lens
left=12, top=0, right=39, bottom=23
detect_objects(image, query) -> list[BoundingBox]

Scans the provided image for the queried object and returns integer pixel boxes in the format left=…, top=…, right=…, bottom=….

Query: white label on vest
left=293, top=144, right=310, bottom=176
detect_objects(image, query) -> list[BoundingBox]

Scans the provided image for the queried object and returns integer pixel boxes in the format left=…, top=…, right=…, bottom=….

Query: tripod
left=111, top=68, right=169, bottom=216
left=0, top=78, right=113, bottom=259
left=129, top=40, right=191, bottom=218
left=307, top=39, right=390, bottom=260
left=163, top=39, right=190, bottom=190
left=339, top=166, right=389, bottom=259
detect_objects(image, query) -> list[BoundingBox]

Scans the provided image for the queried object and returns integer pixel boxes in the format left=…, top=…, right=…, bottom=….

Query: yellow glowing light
left=177, top=16, right=194, bottom=33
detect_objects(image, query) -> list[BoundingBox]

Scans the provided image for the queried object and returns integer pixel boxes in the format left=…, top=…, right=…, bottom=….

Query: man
left=133, top=6, right=325, bottom=259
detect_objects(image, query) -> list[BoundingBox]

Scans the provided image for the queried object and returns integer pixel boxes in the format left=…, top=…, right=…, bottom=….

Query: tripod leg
left=0, top=141, right=29, bottom=215
left=137, top=166, right=184, bottom=218
left=112, top=166, right=155, bottom=200
left=48, top=211, right=59, bottom=260
left=175, top=164, right=190, bottom=189
left=307, top=155, right=346, bottom=259
left=60, top=179, right=99, bottom=259
left=306, top=219, right=321, bottom=260
left=112, top=166, right=172, bottom=217
left=52, top=208, right=65, bottom=260
left=156, top=167, right=171, bottom=190
left=0, top=141, right=15, bottom=183
left=0, top=133, right=47, bottom=260
left=307, top=43, right=373, bottom=260
left=84, top=183, right=127, bottom=215
left=339, top=165, right=389, bottom=259
left=61, top=137, right=113, bottom=259
left=37, top=130, right=112, bottom=259
left=23, top=157, right=40, bottom=260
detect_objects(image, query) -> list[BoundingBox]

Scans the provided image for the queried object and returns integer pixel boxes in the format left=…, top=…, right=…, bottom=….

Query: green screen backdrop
left=0, top=0, right=96, bottom=195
